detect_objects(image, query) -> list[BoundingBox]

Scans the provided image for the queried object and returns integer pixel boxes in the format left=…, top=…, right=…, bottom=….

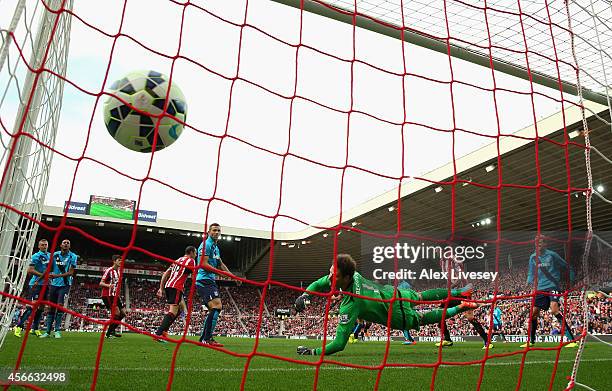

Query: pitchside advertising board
left=64, top=197, right=157, bottom=222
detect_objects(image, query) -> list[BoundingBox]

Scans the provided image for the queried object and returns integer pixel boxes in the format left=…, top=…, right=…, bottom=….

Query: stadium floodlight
left=569, top=130, right=581, bottom=139
left=596, top=185, right=604, bottom=193
left=434, top=186, right=443, bottom=193
left=485, top=164, right=496, bottom=173
left=388, top=206, right=395, bottom=212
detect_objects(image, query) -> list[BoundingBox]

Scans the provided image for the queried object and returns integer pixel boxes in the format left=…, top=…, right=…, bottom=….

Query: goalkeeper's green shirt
left=306, top=272, right=420, bottom=355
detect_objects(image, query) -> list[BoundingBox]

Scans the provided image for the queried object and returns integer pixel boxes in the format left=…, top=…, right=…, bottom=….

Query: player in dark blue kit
left=40, top=239, right=78, bottom=339
left=492, top=305, right=507, bottom=343
left=348, top=319, right=370, bottom=343
left=196, top=224, right=241, bottom=347
left=14, top=239, right=51, bottom=337
left=522, top=236, right=577, bottom=348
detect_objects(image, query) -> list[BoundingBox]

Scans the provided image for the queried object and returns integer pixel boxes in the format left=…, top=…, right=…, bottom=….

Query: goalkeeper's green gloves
left=297, top=346, right=316, bottom=355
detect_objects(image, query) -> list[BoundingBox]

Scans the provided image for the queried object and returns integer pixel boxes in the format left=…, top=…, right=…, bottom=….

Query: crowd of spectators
left=56, top=265, right=610, bottom=339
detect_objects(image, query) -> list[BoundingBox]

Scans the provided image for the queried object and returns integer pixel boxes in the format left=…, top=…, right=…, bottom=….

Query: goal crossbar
left=271, top=0, right=610, bottom=107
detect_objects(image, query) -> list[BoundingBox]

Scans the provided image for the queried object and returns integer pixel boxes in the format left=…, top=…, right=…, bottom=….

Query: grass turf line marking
left=3, top=358, right=610, bottom=372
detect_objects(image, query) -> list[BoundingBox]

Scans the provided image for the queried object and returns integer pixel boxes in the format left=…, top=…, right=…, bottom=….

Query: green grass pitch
left=88, top=204, right=133, bottom=220
left=0, top=333, right=608, bottom=390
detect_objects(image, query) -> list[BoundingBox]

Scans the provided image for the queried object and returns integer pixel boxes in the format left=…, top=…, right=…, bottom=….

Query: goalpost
left=0, top=0, right=610, bottom=390
left=0, top=0, right=73, bottom=347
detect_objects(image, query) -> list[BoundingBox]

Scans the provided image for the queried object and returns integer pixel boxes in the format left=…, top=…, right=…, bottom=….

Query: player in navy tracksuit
left=522, top=236, right=576, bottom=347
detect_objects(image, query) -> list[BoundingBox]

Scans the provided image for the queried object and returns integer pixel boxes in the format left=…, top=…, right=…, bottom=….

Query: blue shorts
left=196, top=280, right=220, bottom=304
left=27, top=285, right=49, bottom=301
left=48, top=285, right=70, bottom=307
left=535, top=290, right=560, bottom=311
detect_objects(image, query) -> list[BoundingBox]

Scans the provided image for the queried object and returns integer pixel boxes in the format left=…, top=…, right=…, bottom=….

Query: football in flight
left=103, top=70, right=187, bottom=153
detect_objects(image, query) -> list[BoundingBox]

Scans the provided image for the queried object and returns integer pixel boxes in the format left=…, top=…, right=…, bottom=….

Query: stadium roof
left=46, top=100, right=609, bottom=243
left=247, top=106, right=612, bottom=284
left=43, top=102, right=612, bottom=284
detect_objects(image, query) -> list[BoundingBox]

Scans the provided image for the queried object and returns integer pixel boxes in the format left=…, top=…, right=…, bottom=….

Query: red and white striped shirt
left=101, top=266, right=120, bottom=297
left=164, top=256, right=195, bottom=291
left=439, top=255, right=466, bottom=287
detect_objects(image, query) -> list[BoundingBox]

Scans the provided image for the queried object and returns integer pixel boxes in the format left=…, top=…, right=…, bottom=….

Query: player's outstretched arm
left=295, top=275, right=332, bottom=312
left=297, top=301, right=357, bottom=356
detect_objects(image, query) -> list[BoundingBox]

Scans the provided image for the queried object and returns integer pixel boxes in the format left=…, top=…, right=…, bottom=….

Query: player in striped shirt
left=99, top=255, right=126, bottom=338
left=154, top=246, right=197, bottom=342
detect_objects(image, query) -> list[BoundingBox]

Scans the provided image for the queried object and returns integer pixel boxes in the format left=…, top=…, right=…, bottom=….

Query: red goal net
left=1, top=0, right=610, bottom=390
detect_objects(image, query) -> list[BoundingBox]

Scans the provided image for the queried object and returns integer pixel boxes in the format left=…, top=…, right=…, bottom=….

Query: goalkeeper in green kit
left=294, top=254, right=477, bottom=355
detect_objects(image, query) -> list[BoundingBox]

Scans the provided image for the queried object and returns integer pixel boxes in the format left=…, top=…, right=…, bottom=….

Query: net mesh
left=1, top=0, right=610, bottom=390
left=0, top=0, right=71, bottom=348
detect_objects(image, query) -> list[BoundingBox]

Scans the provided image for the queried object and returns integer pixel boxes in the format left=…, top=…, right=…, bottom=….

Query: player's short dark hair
left=336, top=254, right=356, bottom=279
left=185, top=245, right=197, bottom=255
left=39, top=239, right=48, bottom=243
left=209, top=223, right=220, bottom=230
left=112, top=255, right=121, bottom=262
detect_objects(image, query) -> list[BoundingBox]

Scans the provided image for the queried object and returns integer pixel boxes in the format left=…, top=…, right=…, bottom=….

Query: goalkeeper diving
left=294, top=254, right=477, bottom=355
